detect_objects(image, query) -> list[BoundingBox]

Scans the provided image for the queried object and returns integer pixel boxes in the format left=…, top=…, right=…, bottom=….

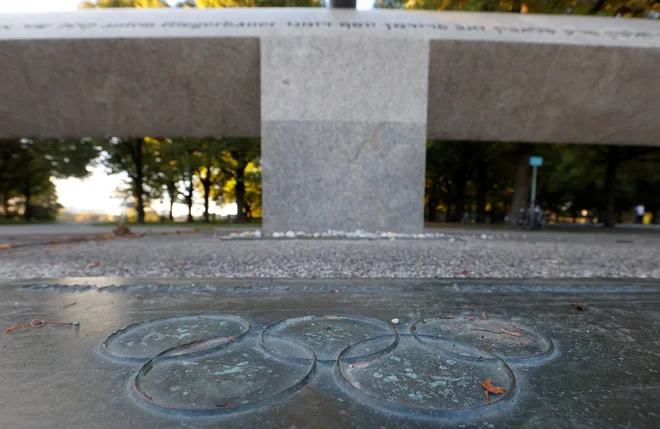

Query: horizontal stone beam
left=2, top=9, right=659, bottom=145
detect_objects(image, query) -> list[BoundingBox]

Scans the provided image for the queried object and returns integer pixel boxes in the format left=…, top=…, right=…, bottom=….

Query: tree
left=222, top=158, right=262, bottom=220
left=214, top=138, right=260, bottom=223
left=594, top=146, right=658, bottom=227
left=78, top=0, right=168, bottom=8
left=189, top=0, right=323, bottom=7
left=100, top=137, right=163, bottom=224
left=193, top=139, right=229, bottom=223
left=0, top=139, right=98, bottom=221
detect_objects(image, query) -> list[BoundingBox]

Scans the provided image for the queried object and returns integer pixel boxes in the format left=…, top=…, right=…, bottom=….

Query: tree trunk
left=475, top=159, right=487, bottom=223
left=234, top=160, right=248, bottom=224
left=1, top=193, right=10, bottom=219
left=453, top=179, right=466, bottom=223
left=201, top=159, right=213, bottom=223
left=451, top=149, right=470, bottom=223
left=23, top=175, right=32, bottom=222
left=603, top=148, right=619, bottom=228
left=166, top=182, right=176, bottom=222
left=202, top=180, right=211, bottom=223
left=133, top=139, right=145, bottom=224
left=508, top=148, right=531, bottom=227
left=185, top=181, right=194, bottom=223
left=589, top=0, right=605, bottom=14
left=426, top=194, right=439, bottom=222
left=445, top=190, right=453, bottom=223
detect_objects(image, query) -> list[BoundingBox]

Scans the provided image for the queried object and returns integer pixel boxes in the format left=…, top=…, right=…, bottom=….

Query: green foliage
left=78, top=0, right=168, bottom=8
left=0, top=139, right=98, bottom=221
left=188, top=0, right=324, bottom=7
left=375, top=0, right=659, bottom=17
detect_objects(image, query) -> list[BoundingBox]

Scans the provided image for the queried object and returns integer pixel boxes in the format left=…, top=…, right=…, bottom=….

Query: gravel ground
left=1, top=232, right=659, bottom=279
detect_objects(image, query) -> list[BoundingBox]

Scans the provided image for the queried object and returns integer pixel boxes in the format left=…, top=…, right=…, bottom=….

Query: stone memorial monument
left=1, top=9, right=659, bottom=232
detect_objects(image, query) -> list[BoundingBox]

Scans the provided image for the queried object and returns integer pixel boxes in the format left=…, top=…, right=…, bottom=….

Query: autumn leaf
left=482, top=378, right=506, bottom=395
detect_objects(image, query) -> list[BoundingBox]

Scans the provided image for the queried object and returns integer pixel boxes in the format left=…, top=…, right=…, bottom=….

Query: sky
left=0, top=0, right=372, bottom=216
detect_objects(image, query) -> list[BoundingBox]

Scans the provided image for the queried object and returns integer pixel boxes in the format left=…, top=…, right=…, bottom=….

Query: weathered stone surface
left=2, top=9, right=659, bottom=141
left=261, top=35, right=428, bottom=123
left=261, top=35, right=428, bottom=233
left=2, top=278, right=660, bottom=428
left=0, top=37, right=260, bottom=138
left=427, top=40, right=660, bottom=145
left=262, top=120, right=426, bottom=233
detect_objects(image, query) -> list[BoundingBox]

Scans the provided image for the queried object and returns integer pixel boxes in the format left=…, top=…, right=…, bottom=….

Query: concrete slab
left=1, top=278, right=659, bottom=428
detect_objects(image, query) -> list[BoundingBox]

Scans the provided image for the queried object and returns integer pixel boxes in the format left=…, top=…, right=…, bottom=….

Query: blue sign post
left=529, top=156, right=543, bottom=210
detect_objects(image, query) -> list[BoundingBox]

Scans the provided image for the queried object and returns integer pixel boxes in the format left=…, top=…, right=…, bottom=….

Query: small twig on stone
left=4, top=319, right=77, bottom=334
left=471, top=328, right=501, bottom=335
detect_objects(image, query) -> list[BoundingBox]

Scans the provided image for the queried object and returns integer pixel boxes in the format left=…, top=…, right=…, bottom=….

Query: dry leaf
left=499, top=328, right=521, bottom=337
left=227, top=336, right=236, bottom=342
left=443, top=315, right=454, bottom=319
left=481, top=312, right=488, bottom=320
left=572, top=302, right=588, bottom=311
left=482, top=378, right=506, bottom=395
left=87, top=262, right=100, bottom=268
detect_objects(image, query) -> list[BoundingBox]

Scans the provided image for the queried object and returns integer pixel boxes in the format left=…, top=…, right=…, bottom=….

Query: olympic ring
left=101, top=313, right=555, bottom=418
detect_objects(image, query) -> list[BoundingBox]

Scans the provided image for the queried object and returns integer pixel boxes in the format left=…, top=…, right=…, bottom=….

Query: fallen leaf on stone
left=482, top=378, right=506, bottom=395
left=481, top=312, right=488, bottom=320
left=443, top=315, right=454, bottom=319
left=227, top=336, right=235, bottom=342
left=87, top=262, right=100, bottom=268
left=499, top=328, right=521, bottom=337
left=572, top=302, right=588, bottom=311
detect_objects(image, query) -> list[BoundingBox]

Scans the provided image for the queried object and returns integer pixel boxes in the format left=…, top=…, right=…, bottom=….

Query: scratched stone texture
left=426, top=40, right=660, bottom=145
left=0, top=37, right=260, bottom=138
left=261, top=35, right=429, bottom=233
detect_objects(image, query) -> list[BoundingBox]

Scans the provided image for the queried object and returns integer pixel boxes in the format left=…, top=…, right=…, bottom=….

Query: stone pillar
left=261, top=35, right=429, bottom=234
